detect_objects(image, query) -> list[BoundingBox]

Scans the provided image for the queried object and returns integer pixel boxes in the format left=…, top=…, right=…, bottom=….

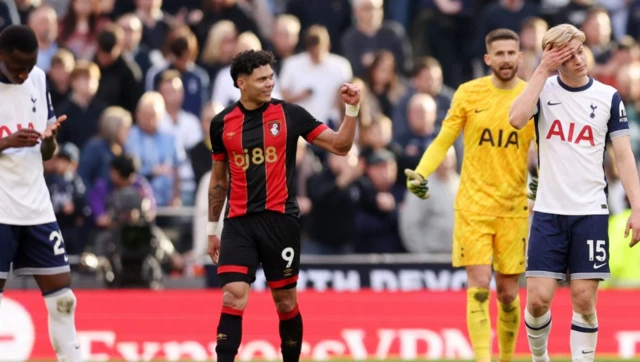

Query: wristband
left=207, top=222, right=218, bottom=236
left=345, top=103, right=360, bottom=117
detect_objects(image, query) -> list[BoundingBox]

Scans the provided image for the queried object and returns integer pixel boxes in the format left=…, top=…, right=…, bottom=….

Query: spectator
left=593, top=35, right=639, bottom=87
left=359, top=116, right=393, bottom=151
left=0, top=0, right=19, bottom=33
left=582, top=8, right=615, bottom=65
left=117, top=12, right=157, bottom=80
left=189, top=101, right=225, bottom=192
left=125, top=91, right=185, bottom=207
left=15, top=0, right=36, bottom=25
left=341, top=0, right=412, bottom=77
left=269, top=14, right=301, bottom=74
left=519, top=17, right=548, bottom=60
left=394, top=94, right=439, bottom=183
left=78, top=106, right=133, bottom=189
left=355, top=148, right=404, bottom=253
left=158, top=70, right=202, bottom=150
left=57, top=60, right=108, bottom=149
left=399, top=146, right=458, bottom=254
left=94, top=22, right=144, bottom=114
left=197, top=0, right=261, bottom=51
left=198, top=20, right=237, bottom=83
left=27, top=5, right=59, bottom=72
left=134, top=0, right=171, bottom=51
left=44, top=143, right=88, bottom=256
left=158, top=70, right=202, bottom=205
left=554, top=0, right=596, bottom=30
left=47, top=49, right=75, bottom=109
left=58, top=0, right=109, bottom=60
left=147, top=25, right=210, bottom=117
left=87, top=153, right=156, bottom=229
left=365, top=50, right=409, bottom=119
left=411, top=0, right=476, bottom=87
left=279, top=25, right=352, bottom=125
left=627, top=0, right=640, bottom=40
left=393, top=57, right=454, bottom=146
left=285, top=0, right=352, bottom=56
left=477, top=0, right=539, bottom=57
left=46, top=0, right=71, bottom=18
left=305, top=147, right=363, bottom=255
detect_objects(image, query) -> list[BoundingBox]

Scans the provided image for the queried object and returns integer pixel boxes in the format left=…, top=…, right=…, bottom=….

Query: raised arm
left=291, top=83, right=360, bottom=156
left=510, top=44, right=575, bottom=129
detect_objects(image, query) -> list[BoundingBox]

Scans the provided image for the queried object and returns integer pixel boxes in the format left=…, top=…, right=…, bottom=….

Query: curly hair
left=230, top=50, right=276, bottom=88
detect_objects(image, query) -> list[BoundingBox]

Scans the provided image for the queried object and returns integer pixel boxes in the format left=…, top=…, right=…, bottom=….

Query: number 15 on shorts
left=587, top=239, right=606, bottom=263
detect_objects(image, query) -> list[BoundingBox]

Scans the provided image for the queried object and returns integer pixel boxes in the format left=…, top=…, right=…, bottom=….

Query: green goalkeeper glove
left=528, top=176, right=538, bottom=200
left=405, top=169, right=429, bottom=199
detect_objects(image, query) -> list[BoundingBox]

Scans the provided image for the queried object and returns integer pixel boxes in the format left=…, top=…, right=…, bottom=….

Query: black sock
left=279, top=304, right=303, bottom=362
left=216, top=307, right=243, bottom=362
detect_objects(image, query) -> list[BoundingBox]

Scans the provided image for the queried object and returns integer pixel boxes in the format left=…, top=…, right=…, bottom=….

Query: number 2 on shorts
left=586, top=239, right=606, bottom=262
left=281, top=247, right=294, bottom=268
left=50, top=230, right=68, bottom=262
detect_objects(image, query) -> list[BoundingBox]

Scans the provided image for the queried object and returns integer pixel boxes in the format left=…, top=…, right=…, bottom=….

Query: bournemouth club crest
left=268, top=121, right=281, bottom=136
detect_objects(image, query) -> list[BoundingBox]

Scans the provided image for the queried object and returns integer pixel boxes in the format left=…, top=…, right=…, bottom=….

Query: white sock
left=44, top=288, right=83, bottom=362
left=525, top=308, right=552, bottom=362
left=571, top=311, right=598, bottom=362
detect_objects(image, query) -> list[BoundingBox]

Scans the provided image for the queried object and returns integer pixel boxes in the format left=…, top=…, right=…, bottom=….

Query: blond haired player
left=510, top=24, right=640, bottom=362
left=405, top=28, right=535, bottom=362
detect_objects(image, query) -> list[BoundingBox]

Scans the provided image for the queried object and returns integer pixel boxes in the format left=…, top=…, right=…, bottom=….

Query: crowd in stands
left=3, top=0, right=640, bottom=265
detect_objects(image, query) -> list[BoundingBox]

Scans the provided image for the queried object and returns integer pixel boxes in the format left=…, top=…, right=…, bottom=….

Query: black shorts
left=217, top=211, right=301, bottom=289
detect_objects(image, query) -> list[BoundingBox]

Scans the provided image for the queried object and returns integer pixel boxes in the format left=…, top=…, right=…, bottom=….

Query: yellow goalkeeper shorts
left=453, top=210, right=528, bottom=274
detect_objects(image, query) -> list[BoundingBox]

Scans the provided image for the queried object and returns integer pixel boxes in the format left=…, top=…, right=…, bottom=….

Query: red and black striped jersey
left=210, top=99, right=328, bottom=219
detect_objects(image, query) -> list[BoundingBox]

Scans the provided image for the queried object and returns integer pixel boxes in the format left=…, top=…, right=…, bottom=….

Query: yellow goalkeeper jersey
left=415, top=76, right=535, bottom=217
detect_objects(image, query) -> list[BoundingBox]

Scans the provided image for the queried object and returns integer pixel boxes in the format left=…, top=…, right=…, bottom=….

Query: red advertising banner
left=1, top=288, right=640, bottom=361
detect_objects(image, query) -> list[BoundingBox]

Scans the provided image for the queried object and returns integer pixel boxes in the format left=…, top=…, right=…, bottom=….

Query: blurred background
left=2, top=0, right=640, bottom=360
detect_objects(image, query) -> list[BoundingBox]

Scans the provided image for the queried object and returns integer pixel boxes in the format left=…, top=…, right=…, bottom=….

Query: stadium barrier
left=2, top=289, right=640, bottom=361
left=204, top=253, right=478, bottom=290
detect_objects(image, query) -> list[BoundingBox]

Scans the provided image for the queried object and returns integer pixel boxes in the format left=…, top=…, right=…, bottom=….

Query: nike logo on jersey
left=547, top=101, right=562, bottom=106
left=593, top=263, right=607, bottom=269
left=475, top=109, right=487, bottom=113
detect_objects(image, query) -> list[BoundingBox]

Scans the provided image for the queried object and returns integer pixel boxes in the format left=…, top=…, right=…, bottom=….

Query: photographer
left=88, top=153, right=181, bottom=287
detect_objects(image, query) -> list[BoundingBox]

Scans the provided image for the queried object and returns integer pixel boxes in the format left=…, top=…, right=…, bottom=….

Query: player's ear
left=483, top=53, right=491, bottom=67
left=237, top=76, right=245, bottom=91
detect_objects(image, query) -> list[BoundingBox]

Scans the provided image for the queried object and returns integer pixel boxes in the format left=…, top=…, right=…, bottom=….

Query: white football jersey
left=0, top=67, right=57, bottom=225
left=533, top=76, right=629, bottom=215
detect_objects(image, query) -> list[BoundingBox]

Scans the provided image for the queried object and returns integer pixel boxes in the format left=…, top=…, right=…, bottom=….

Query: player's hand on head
left=340, top=83, right=361, bottom=106
left=208, top=235, right=221, bottom=264
left=41, top=115, right=67, bottom=140
left=404, top=169, right=430, bottom=199
left=539, top=44, right=575, bottom=73
left=625, top=210, right=640, bottom=247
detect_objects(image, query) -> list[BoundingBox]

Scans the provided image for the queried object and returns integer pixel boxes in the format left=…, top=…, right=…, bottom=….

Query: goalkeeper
left=405, top=29, right=535, bottom=362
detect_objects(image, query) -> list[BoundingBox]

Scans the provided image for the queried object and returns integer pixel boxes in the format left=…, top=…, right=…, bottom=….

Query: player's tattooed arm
left=208, top=159, right=229, bottom=222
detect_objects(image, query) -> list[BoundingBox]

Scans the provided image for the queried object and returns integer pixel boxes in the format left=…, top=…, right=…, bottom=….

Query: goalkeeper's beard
left=491, top=64, right=519, bottom=82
